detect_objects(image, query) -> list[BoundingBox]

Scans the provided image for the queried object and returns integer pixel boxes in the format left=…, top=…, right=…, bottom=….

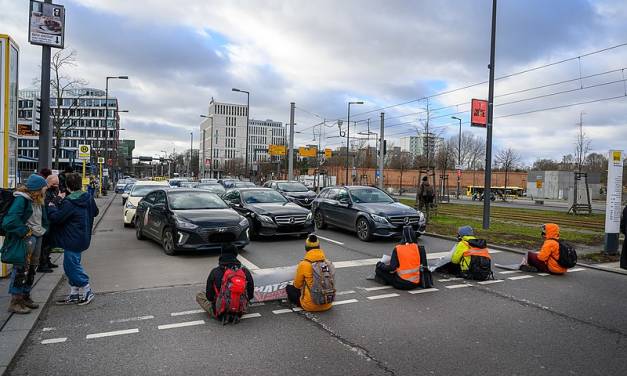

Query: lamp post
left=114, top=109, right=128, bottom=181
left=104, top=76, right=128, bottom=170
left=346, top=101, right=363, bottom=185
left=452, top=116, right=462, bottom=199
left=200, top=114, right=214, bottom=178
left=232, top=88, right=250, bottom=177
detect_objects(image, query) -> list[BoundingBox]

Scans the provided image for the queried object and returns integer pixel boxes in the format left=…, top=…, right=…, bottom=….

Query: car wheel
left=314, top=210, right=327, bottom=229
left=356, top=217, right=372, bottom=242
left=162, top=228, right=176, bottom=255
left=135, top=219, right=145, bottom=240
left=123, top=222, right=132, bottom=228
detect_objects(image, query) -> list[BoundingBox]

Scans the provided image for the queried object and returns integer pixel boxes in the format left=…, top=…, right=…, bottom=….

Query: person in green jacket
left=436, top=225, right=478, bottom=276
left=1, top=175, right=49, bottom=314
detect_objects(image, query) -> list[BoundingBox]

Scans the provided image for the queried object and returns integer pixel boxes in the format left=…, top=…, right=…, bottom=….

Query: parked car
left=218, top=178, right=239, bottom=188
left=115, top=181, right=128, bottom=193
left=197, top=183, right=226, bottom=196
left=179, top=182, right=199, bottom=188
left=311, top=186, right=426, bottom=241
left=222, top=188, right=313, bottom=239
left=123, top=180, right=170, bottom=227
left=265, top=180, right=317, bottom=208
left=134, top=189, right=250, bottom=255
left=122, top=183, right=134, bottom=206
left=200, top=178, right=218, bottom=184
left=168, top=178, right=189, bottom=188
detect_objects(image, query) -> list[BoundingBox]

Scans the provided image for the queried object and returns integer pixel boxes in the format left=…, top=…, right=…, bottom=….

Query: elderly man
left=37, top=175, right=62, bottom=273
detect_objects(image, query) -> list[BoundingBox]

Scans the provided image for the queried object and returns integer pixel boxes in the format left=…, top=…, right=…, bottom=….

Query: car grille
left=198, top=226, right=240, bottom=243
left=274, top=215, right=308, bottom=225
left=294, top=198, right=313, bottom=207
left=388, top=215, right=420, bottom=226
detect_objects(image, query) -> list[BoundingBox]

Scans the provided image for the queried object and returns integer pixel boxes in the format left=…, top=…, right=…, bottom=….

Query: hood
left=14, top=191, right=33, bottom=201
left=218, top=253, right=241, bottom=266
left=173, top=208, right=242, bottom=226
left=304, top=248, right=326, bottom=262
left=357, top=202, right=417, bottom=216
left=543, top=223, right=560, bottom=239
left=248, top=202, right=309, bottom=216
left=284, top=190, right=316, bottom=199
left=66, top=191, right=90, bottom=208
left=461, top=235, right=477, bottom=242
left=467, top=238, right=487, bottom=249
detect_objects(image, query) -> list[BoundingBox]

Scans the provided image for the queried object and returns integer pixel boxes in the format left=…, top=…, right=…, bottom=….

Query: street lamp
left=200, top=114, right=214, bottom=178
left=451, top=116, right=462, bottom=199
left=113, top=109, right=129, bottom=180
left=232, top=88, right=250, bottom=177
left=346, top=101, right=364, bottom=185
left=104, top=75, right=128, bottom=175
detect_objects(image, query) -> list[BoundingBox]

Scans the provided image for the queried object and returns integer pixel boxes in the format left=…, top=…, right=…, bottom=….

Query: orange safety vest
left=395, top=243, right=421, bottom=284
left=462, top=248, right=491, bottom=259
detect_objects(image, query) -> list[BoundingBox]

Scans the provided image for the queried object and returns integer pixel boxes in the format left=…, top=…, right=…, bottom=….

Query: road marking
left=508, top=275, right=534, bottom=281
left=41, top=337, right=67, bottom=345
left=336, top=290, right=356, bottom=295
left=170, top=309, right=205, bottom=317
left=499, top=270, right=522, bottom=274
left=238, top=254, right=260, bottom=270
left=250, top=302, right=265, bottom=307
left=538, top=273, right=550, bottom=276
left=438, top=277, right=463, bottom=282
left=408, top=288, right=439, bottom=294
left=363, top=286, right=393, bottom=291
left=158, top=320, right=205, bottom=330
left=110, top=315, right=155, bottom=324
left=242, top=313, right=262, bottom=319
left=332, top=299, right=359, bottom=306
left=86, top=328, right=139, bottom=339
left=42, top=327, right=56, bottom=332
left=292, top=307, right=303, bottom=312
left=569, top=268, right=586, bottom=272
left=477, top=279, right=504, bottom=285
left=316, top=235, right=344, bottom=245
left=367, top=293, right=400, bottom=300
left=272, top=309, right=293, bottom=315
left=334, top=259, right=379, bottom=268
left=445, top=284, right=472, bottom=289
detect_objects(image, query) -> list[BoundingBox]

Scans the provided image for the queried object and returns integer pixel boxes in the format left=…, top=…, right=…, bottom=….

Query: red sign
left=471, top=99, right=488, bottom=127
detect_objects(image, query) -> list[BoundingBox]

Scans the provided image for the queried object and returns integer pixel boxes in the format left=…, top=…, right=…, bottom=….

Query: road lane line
left=438, top=277, right=463, bottom=282
left=499, top=270, right=522, bottom=275
left=170, top=309, right=205, bottom=317
left=42, top=327, right=56, bottom=332
left=242, top=313, right=261, bottom=319
left=569, top=268, right=586, bottom=272
left=238, top=254, right=260, bottom=270
left=334, top=259, right=379, bottom=268
left=272, top=309, right=293, bottom=315
left=363, top=286, right=393, bottom=291
left=445, top=284, right=472, bottom=289
left=158, top=320, right=205, bottom=330
left=408, top=288, right=439, bottom=294
left=86, top=328, right=139, bottom=339
left=367, top=293, right=400, bottom=300
left=110, top=315, right=155, bottom=324
left=538, top=273, right=550, bottom=276
left=477, top=279, right=504, bottom=285
left=336, top=290, right=356, bottom=295
left=250, top=302, right=265, bottom=307
left=41, top=337, right=67, bottom=345
left=332, top=299, right=359, bottom=306
left=508, top=275, right=534, bottom=281
left=316, top=235, right=344, bottom=245
left=292, top=307, right=303, bottom=312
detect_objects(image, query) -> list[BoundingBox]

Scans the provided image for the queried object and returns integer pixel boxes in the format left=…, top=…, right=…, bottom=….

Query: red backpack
left=214, top=266, right=249, bottom=324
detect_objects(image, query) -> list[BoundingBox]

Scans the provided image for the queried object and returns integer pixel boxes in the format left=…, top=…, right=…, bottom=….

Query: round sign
left=80, top=145, right=89, bottom=153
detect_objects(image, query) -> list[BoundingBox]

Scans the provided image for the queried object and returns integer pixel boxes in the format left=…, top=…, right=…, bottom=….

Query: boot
left=22, top=294, right=40, bottom=309
left=8, top=297, right=31, bottom=314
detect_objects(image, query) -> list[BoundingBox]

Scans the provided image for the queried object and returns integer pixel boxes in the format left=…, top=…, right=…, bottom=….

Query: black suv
left=264, top=180, right=317, bottom=208
left=311, top=186, right=426, bottom=241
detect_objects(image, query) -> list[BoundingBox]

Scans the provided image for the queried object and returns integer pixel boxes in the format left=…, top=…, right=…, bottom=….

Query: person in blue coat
left=48, top=172, right=99, bottom=305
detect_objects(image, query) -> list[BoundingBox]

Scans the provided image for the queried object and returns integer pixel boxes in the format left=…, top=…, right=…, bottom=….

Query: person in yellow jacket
left=446, top=225, right=478, bottom=275
left=285, top=235, right=333, bottom=312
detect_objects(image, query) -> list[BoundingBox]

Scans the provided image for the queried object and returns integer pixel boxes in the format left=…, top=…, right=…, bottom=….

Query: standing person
left=1, top=174, right=49, bottom=314
left=58, top=166, right=74, bottom=194
left=375, top=226, right=425, bottom=290
left=521, top=223, right=566, bottom=275
left=48, top=173, right=99, bottom=305
left=87, top=175, right=96, bottom=198
left=38, top=175, right=63, bottom=273
left=620, top=204, right=627, bottom=270
left=417, top=176, right=434, bottom=213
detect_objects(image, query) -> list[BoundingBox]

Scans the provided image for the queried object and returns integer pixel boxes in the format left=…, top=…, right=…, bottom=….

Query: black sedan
left=265, top=180, right=317, bottom=208
left=134, top=189, right=250, bottom=255
left=311, top=186, right=426, bottom=241
left=222, top=188, right=314, bottom=239
left=197, top=183, right=226, bottom=196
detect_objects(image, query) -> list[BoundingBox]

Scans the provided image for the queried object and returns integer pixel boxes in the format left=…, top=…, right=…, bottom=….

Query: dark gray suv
left=311, top=186, right=426, bottom=241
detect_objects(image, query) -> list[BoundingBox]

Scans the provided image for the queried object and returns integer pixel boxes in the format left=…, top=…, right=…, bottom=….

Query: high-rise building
left=399, top=133, right=443, bottom=159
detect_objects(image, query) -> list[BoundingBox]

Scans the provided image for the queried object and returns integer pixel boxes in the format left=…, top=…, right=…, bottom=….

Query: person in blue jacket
left=48, top=172, right=99, bottom=305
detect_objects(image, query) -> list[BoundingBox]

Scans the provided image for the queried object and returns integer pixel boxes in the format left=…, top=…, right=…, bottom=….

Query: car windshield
left=197, top=184, right=225, bottom=193
left=130, top=185, right=164, bottom=197
left=277, top=182, right=308, bottom=192
left=168, top=191, right=228, bottom=210
left=349, top=188, right=394, bottom=203
left=242, top=190, right=288, bottom=204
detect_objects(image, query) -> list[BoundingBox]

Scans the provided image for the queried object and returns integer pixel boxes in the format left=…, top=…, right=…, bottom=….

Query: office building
left=399, top=133, right=443, bottom=158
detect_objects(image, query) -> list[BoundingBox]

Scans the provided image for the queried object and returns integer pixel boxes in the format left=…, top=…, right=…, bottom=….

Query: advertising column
left=604, top=150, right=624, bottom=254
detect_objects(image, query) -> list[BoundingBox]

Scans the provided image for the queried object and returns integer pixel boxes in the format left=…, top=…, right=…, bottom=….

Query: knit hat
left=219, top=244, right=239, bottom=265
left=26, top=174, right=47, bottom=191
left=305, top=234, right=320, bottom=251
left=457, top=225, right=474, bottom=238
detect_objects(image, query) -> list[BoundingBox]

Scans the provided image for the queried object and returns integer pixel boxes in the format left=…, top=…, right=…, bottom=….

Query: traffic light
left=383, top=140, right=387, bottom=155
left=34, top=98, right=41, bottom=130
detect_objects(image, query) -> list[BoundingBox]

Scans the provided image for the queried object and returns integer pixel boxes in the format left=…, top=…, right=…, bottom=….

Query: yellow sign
left=612, top=151, right=622, bottom=162
left=97, top=157, right=105, bottom=164
left=324, top=148, right=332, bottom=158
left=536, top=180, right=543, bottom=189
left=78, top=144, right=90, bottom=160
left=268, top=144, right=287, bottom=156
left=298, top=147, right=317, bottom=158
left=82, top=177, right=90, bottom=186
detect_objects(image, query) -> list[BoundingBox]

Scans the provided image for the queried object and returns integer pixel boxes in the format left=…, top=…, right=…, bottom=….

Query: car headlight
left=418, top=211, right=426, bottom=225
left=238, top=217, right=249, bottom=228
left=125, top=201, right=137, bottom=209
left=371, top=214, right=389, bottom=224
left=175, top=216, right=198, bottom=230
left=306, top=212, right=313, bottom=221
left=257, top=214, right=274, bottom=224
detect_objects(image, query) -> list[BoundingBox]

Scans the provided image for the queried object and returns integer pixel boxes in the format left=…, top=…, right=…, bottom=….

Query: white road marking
left=508, top=275, right=534, bottom=281
left=170, top=309, right=205, bottom=317
left=272, top=309, right=294, bottom=315
left=241, top=313, right=261, bottom=319
left=569, top=268, right=586, bottom=272
left=336, top=290, right=356, bottom=295
left=445, top=284, right=472, bottom=289
left=408, top=288, right=439, bottom=294
left=292, top=307, right=303, bottom=312
left=316, top=235, right=344, bottom=245
left=42, top=327, right=56, bottom=332
left=334, top=259, right=379, bottom=268
left=110, top=315, right=155, bottom=324
left=41, top=337, right=67, bottom=345
left=86, top=328, right=139, bottom=339
left=477, top=279, right=504, bottom=285
left=332, top=299, right=359, bottom=306
left=438, top=277, right=463, bottom=282
left=363, top=286, right=393, bottom=291
left=367, top=293, right=400, bottom=300
left=238, top=254, right=260, bottom=270
left=250, top=302, right=265, bottom=307
left=158, top=320, right=205, bottom=330
left=538, top=273, right=550, bottom=276
left=499, top=270, right=522, bottom=275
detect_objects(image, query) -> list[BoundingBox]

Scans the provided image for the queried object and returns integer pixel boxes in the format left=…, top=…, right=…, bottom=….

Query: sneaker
left=55, top=294, right=80, bottom=305
left=78, top=290, right=95, bottom=306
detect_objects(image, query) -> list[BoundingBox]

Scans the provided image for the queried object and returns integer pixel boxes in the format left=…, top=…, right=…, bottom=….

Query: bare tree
left=574, top=111, right=591, bottom=172
left=584, top=152, right=607, bottom=172
left=495, top=147, right=522, bottom=200
left=532, top=158, right=560, bottom=171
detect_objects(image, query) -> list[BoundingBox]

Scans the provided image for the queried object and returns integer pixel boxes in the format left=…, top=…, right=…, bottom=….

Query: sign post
left=98, top=157, right=104, bottom=196
left=78, top=144, right=90, bottom=189
left=604, top=150, right=623, bottom=255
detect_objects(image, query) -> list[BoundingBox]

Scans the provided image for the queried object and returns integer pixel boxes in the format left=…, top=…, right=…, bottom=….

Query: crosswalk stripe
left=569, top=268, right=586, bottom=272
left=157, top=320, right=205, bottom=330
left=242, top=313, right=262, bottom=319
left=508, top=275, right=534, bottom=281
left=363, top=286, right=393, bottom=291
left=367, top=293, right=400, bottom=300
left=41, top=338, right=67, bottom=345
left=336, top=290, right=356, bottom=295
left=86, top=328, right=139, bottom=339
left=499, top=270, right=522, bottom=275
left=332, top=299, right=359, bottom=306
left=272, top=309, right=293, bottom=315
left=170, top=309, right=204, bottom=317
left=408, top=288, right=439, bottom=294
left=477, top=279, right=504, bottom=285
left=445, top=284, right=472, bottom=289
left=438, top=277, right=463, bottom=282
left=538, top=273, right=550, bottom=276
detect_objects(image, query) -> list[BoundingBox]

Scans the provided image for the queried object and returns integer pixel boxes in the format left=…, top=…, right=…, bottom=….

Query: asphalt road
left=7, top=196, right=627, bottom=375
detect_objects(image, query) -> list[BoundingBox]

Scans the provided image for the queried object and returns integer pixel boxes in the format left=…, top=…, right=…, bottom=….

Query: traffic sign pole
left=99, top=162, right=103, bottom=196
left=82, top=159, right=87, bottom=190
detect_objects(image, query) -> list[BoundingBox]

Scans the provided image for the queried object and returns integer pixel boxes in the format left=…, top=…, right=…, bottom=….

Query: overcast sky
left=2, top=0, right=626, bottom=165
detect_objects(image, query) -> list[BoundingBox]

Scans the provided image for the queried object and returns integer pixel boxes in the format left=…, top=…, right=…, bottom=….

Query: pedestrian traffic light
left=34, top=98, right=41, bottom=128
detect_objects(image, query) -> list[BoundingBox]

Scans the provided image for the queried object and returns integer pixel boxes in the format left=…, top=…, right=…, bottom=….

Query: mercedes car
left=311, top=186, right=426, bottom=241
left=134, top=189, right=250, bottom=255
left=222, top=188, right=314, bottom=239
left=265, top=180, right=317, bottom=208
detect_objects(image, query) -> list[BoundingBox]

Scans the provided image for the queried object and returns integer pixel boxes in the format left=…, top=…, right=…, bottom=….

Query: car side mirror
left=339, top=198, right=350, bottom=205
left=154, top=203, right=166, bottom=210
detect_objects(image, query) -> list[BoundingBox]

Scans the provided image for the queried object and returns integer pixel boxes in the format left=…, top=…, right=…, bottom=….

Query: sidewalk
left=0, top=192, right=116, bottom=375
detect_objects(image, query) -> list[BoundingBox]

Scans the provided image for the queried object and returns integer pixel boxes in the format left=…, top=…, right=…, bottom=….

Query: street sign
left=536, top=180, right=543, bottom=189
left=97, top=157, right=105, bottom=164
left=82, top=177, right=89, bottom=186
left=298, top=147, right=317, bottom=158
left=103, top=169, right=109, bottom=177
left=324, top=148, right=332, bottom=158
left=604, top=150, right=623, bottom=234
left=455, top=164, right=463, bottom=170
left=78, top=144, right=90, bottom=160
left=471, top=99, right=488, bottom=128
left=268, top=144, right=287, bottom=156
left=28, top=0, right=66, bottom=49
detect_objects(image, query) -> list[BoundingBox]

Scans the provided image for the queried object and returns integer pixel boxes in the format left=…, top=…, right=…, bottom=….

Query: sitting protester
left=521, top=223, right=569, bottom=274
left=285, top=234, right=335, bottom=312
left=451, top=226, right=493, bottom=280
left=375, top=226, right=429, bottom=290
left=196, top=245, right=254, bottom=324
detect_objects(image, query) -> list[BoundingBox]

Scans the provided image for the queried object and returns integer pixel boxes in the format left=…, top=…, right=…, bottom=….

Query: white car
left=123, top=180, right=169, bottom=227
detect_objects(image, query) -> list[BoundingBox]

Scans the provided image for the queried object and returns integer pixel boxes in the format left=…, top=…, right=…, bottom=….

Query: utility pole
left=378, top=112, right=385, bottom=190
left=202, top=128, right=206, bottom=177
left=37, top=0, right=53, bottom=171
left=483, top=0, right=498, bottom=230
left=288, top=102, right=295, bottom=181
left=189, top=131, right=193, bottom=177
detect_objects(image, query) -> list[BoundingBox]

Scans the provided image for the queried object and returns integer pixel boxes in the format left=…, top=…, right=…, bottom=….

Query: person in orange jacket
left=521, top=223, right=566, bottom=274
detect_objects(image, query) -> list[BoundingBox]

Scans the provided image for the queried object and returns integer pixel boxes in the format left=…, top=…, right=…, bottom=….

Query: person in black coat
left=621, top=204, right=627, bottom=270
left=375, top=226, right=425, bottom=290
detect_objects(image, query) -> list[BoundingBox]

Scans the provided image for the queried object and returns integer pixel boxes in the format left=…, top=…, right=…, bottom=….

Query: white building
left=399, top=133, right=443, bottom=158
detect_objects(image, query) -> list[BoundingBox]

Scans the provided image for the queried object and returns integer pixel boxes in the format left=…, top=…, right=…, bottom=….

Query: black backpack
left=0, top=189, right=16, bottom=236
left=554, top=239, right=577, bottom=268
left=418, top=245, right=433, bottom=288
left=462, top=239, right=493, bottom=281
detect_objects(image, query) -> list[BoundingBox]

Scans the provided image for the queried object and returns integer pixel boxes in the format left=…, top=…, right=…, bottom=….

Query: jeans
left=527, top=251, right=550, bottom=273
left=285, top=284, right=302, bottom=307
left=63, top=250, right=89, bottom=288
left=9, top=236, right=43, bottom=296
